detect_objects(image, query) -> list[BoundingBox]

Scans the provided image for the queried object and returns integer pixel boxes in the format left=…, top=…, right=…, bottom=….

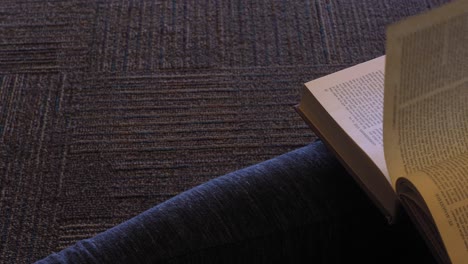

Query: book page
left=384, top=1, right=468, bottom=263
left=305, top=56, right=389, bottom=182
left=300, top=55, right=399, bottom=221
left=399, top=153, right=468, bottom=264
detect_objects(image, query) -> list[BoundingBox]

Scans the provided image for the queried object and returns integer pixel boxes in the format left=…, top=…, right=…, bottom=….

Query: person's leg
left=35, top=140, right=434, bottom=263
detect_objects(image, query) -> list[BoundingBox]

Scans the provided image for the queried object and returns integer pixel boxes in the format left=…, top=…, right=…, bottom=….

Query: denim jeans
left=35, top=140, right=435, bottom=263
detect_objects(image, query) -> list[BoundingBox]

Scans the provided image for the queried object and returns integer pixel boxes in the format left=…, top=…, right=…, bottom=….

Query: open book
left=296, top=1, right=468, bottom=263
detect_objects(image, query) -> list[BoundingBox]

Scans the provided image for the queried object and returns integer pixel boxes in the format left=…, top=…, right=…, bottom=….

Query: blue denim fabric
left=35, top=140, right=435, bottom=263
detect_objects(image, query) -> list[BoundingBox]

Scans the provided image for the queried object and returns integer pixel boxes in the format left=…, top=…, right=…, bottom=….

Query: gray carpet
left=0, top=0, right=448, bottom=262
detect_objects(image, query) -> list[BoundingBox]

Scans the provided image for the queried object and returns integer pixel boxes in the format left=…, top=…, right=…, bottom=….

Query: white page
left=305, top=56, right=389, bottom=182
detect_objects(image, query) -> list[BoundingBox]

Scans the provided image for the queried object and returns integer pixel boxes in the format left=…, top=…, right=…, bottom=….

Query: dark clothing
left=36, top=141, right=435, bottom=263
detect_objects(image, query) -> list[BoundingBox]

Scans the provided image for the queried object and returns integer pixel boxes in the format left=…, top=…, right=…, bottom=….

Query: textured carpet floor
left=0, top=0, right=449, bottom=263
